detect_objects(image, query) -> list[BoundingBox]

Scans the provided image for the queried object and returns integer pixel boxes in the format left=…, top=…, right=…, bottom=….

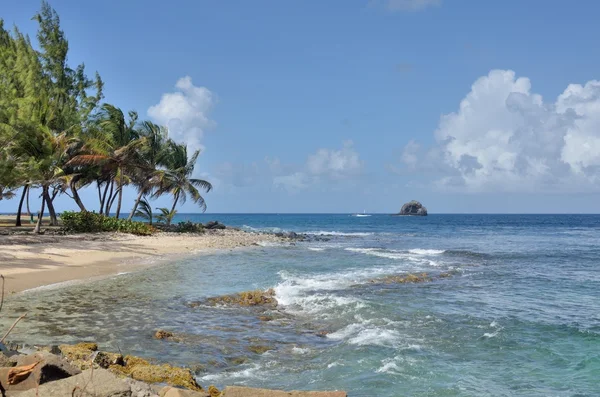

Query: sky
left=2, top=0, right=600, bottom=213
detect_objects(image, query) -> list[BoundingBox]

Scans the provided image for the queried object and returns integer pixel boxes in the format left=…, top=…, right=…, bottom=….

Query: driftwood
left=7, top=362, right=40, bottom=385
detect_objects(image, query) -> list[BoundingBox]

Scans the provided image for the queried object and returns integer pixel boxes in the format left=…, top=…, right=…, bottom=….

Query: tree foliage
left=0, top=2, right=211, bottom=233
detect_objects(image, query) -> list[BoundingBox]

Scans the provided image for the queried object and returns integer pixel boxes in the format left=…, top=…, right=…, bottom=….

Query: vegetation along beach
left=1, top=1, right=600, bottom=396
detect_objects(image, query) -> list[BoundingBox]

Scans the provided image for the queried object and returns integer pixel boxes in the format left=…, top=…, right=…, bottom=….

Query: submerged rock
left=247, top=345, right=273, bottom=355
left=155, top=329, right=174, bottom=340
left=154, top=329, right=183, bottom=342
left=371, top=273, right=431, bottom=284
left=192, top=289, right=278, bottom=308
left=397, top=200, right=428, bottom=216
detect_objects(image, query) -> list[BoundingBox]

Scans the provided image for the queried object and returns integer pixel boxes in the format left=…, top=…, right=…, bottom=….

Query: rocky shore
left=0, top=225, right=350, bottom=395
left=0, top=342, right=346, bottom=396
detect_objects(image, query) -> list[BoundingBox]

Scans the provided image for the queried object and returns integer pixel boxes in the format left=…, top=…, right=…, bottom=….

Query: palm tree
left=134, top=198, right=153, bottom=225
left=155, top=207, right=176, bottom=226
left=154, top=141, right=212, bottom=215
left=69, top=104, right=141, bottom=218
left=127, top=121, right=169, bottom=220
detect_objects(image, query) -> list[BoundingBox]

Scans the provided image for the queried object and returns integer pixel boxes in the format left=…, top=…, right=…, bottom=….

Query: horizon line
left=3, top=212, right=598, bottom=216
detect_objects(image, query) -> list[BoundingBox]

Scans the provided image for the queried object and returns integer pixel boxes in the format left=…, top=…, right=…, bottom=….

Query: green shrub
left=174, top=221, right=204, bottom=233
left=61, top=211, right=155, bottom=236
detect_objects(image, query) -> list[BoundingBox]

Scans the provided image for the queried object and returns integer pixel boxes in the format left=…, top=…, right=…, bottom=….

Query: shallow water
left=2, top=214, right=599, bottom=396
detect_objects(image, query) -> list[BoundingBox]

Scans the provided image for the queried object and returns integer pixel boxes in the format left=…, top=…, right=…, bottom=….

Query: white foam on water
left=327, top=361, right=342, bottom=368
left=307, top=247, right=325, bottom=252
left=292, top=346, right=311, bottom=355
left=256, top=241, right=289, bottom=247
left=242, top=225, right=286, bottom=234
left=199, top=363, right=264, bottom=383
left=346, top=247, right=410, bottom=260
left=327, top=323, right=402, bottom=347
left=376, top=355, right=418, bottom=374
left=408, top=249, right=446, bottom=255
left=376, top=360, right=401, bottom=374
left=483, top=331, right=499, bottom=338
left=305, top=231, right=374, bottom=237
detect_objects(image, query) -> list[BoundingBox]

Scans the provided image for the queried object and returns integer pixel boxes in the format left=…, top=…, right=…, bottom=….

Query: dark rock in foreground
left=397, top=200, right=428, bottom=216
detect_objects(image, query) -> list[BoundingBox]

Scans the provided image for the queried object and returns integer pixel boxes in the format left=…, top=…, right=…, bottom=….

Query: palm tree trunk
left=43, top=187, right=58, bottom=226
left=128, top=189, right=145, bottom=221
left=70, top=180, right=86, bottom=212
left=105, top=180, right=114, bottom=215
left=26, top=184, right=31, bottom=215
left=99, top=180, right=110, bottom=213
left=107, top=186, right=120, bottom=216
left=33, top=186, right=47, bottom=234
left=115, top=168, right=123, bottom=219
left=168, top=193, right=178, bottom=226
left=15, top=185, right=28, bottom=227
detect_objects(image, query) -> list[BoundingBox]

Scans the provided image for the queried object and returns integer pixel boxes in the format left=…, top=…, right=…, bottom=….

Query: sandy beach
left=0, top=230, right=285, bottom=293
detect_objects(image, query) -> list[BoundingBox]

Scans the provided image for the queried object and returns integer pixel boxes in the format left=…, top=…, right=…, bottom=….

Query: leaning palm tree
left=134, top=198, right=153, bottom=225
left=127, top=121, right=169, bottom=220
left=155, top=207, right=176, bottom=226
left=154, top=141, right=212, bottom=215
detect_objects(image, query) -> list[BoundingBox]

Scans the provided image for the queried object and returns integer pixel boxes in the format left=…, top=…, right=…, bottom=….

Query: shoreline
left=0, top=229, right=287, bottom=294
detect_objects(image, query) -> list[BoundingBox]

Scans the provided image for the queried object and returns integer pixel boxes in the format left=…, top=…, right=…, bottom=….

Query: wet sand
left=0, top=230, right=285, bottom=293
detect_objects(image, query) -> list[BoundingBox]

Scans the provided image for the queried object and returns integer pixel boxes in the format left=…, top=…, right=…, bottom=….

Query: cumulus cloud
left=398, top=69, right=600, bottom=192
left=275, top=141, right=364, bottom=192
left=148, top=76, right=215, bottom=152
left=306, top=141, right=363, bottom=177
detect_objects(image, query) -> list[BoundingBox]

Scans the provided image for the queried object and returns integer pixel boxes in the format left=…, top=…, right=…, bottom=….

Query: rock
left=15, top=368, right=132, bottom=397
left=109, top=355, right=203, bottom=391
left=159, top=387, right=210, bottom=397
left=0, top=351, right=81, bottom=392
left=398, top=200, right=428, bottom=216
left=247, top=345, right=272, bottom=354
left=221, top=386, right=347, bottom=397
left=59, top=342, right=99, bottom=370
left=205, top=221, right=226, bottom=230
left=95, top=351, right=126, bottom=368
left=155, top=330, right=175, bottom=340
left=0, top=351, right=18, bottom=367
left=192, top=289, right=278, bottom=308
left=126, top=377, right=163, bottom=397
left=370, top=272, right=431, bottom=284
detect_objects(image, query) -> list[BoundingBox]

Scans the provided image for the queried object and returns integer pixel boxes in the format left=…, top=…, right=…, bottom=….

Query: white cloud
left=148, top=76, right=215, bottom=152
left=401, top=140, right=420, bottom=168
left=400, top=69, right=600, bottom=192
left=383, top=0, right=441, bottom=12
left=273, top=172, right=311, bottom=192
left=306, top=140, right=363, bottom=177
left=275, top=141, right=364, bottom=192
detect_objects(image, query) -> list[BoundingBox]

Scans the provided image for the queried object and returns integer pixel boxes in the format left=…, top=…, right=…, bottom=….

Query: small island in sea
left=396, top=200, right=428, bottom=216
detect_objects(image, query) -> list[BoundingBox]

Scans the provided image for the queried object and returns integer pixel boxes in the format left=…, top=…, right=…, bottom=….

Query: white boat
left=354, top=210, right=371, bottom=217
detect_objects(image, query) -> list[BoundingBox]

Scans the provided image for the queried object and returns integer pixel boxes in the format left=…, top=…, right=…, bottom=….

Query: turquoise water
left=2, top=214, right=599, bottom=396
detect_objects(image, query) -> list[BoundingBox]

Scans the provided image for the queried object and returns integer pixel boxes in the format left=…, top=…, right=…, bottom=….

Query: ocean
left=2, top=214, right=599, bottom=396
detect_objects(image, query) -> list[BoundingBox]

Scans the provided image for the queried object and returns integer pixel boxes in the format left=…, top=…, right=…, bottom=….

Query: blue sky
left=2, top=0, right=600, bottom=213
